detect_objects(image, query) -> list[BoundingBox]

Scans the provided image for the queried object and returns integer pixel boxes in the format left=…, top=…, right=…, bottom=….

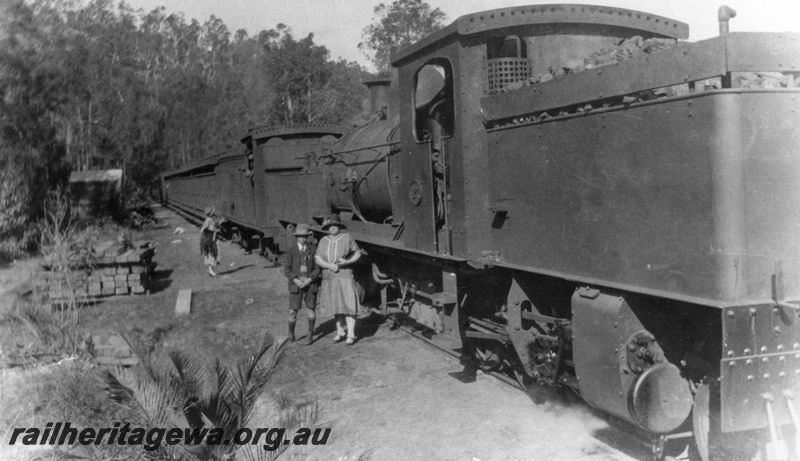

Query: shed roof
left=68, top=169, right=123, bottom=183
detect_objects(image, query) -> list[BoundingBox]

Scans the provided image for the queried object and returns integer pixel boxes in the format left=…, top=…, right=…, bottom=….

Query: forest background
left=0, top=0, right=445, bottom=260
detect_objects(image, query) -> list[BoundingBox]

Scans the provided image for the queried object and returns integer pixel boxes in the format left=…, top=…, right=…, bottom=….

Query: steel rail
left=381, top=313, right=527, bottom=390
left=379, top=309, right=672, bottom=461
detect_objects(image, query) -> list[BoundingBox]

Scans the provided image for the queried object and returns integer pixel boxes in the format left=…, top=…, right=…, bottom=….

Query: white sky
left=120, top=0, right=800, bottom=71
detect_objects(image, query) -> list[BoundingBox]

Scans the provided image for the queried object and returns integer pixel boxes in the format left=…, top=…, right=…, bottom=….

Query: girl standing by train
left=200, top=206, right=220, bottom=277
left=315, top=214, right=362, bottom=345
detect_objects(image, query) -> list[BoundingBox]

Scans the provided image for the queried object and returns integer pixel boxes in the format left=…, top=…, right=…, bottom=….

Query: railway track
left=384, top=310, right=692, bottom=461
left=390, top=317, right=521, bottom=389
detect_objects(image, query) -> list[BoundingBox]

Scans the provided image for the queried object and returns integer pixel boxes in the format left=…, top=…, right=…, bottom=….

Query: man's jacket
left=282, top=243, right=321, bottom=293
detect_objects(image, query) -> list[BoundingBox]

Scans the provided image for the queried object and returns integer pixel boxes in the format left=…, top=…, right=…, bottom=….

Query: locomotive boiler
left=162, top=4, right=800, bottom=460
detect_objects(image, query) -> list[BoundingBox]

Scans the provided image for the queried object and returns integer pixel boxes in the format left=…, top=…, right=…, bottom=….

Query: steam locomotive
left=161, top=4, right=800, bottom=460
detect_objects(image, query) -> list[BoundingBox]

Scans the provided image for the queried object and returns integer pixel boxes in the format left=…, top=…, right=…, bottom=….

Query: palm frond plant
left=239, top=397, right=321, bottom=461
left=97, top=334, right=296, bottom=460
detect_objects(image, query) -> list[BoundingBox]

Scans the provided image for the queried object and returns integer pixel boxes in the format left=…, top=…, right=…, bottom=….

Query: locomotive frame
left=162, top=4, right=800, bottom=460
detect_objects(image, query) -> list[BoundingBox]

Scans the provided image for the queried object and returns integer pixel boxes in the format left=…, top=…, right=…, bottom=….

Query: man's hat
left=204, top=206, right=215, bottom=217
left=322, top=214, right=345, bottom=230
left=293, top=224, right=312, bottom=236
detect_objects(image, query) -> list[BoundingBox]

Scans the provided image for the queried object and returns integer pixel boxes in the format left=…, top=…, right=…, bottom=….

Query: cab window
left=413, top=59, right=454, bottom=142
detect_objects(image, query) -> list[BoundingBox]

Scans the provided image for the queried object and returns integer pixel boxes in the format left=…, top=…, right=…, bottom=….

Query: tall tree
left=360, top=0, right=446, bottom=74
left=0, top=0, right=373, bottom=246
left=264, top=26, right=366, bottom=125
left=264, top=26, right=329, bottom=124
left=0, top=0, right=73, bottom=237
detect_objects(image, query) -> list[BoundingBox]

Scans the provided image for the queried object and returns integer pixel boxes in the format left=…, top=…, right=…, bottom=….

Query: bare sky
left=120, top=0, right=800, bottom=70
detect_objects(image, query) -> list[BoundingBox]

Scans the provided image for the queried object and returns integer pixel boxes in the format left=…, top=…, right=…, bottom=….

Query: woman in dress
left=200, top=206, right=220, bottom=277
left=314, top=214, right=362, bottom=345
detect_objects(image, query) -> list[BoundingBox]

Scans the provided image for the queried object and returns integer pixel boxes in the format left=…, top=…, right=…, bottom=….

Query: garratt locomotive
left=162, top=4, right=800, bottom=459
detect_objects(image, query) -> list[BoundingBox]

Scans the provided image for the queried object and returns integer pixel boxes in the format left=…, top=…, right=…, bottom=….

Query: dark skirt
left=200, top=229, right=217, bottom=261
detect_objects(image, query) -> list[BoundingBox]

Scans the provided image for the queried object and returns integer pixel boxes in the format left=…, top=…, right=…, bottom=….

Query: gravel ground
left=0, top=204, right=657, bottom=461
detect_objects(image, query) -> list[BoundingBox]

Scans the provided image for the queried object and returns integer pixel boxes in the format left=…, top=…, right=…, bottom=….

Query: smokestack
left=718, top=5, right=737, bottom=36
left=363, top=78, right=392, bottom=120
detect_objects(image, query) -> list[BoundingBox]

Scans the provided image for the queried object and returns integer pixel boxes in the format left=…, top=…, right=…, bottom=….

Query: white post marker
left=175, top=289, right=192, bottom=316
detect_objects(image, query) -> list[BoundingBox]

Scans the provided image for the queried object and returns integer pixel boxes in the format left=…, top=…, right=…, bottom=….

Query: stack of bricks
left=39, top=241, right=156, bottom=305
left=40, top=271, right=89, bottom=303
left=87, top=241, right=155, bottom=297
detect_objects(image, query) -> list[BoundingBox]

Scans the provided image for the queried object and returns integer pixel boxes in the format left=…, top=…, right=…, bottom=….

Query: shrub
left=0, top=237, right=25, bottom=265
left=96, top=334, right=315, bottom=460
left=0, top=189, right=91, bottom=366
left=4, top=298, right=85, bottom=362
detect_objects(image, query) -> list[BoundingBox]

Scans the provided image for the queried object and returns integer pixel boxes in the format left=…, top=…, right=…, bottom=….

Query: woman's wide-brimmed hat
left=322, top=214, right=345, bottom=230
left=293, top=223, right=312, bottom=236
left=204, top=206, right=215, bottom=217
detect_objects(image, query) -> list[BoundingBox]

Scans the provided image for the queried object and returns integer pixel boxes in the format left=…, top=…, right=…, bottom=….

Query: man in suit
left=282, top=224, right=321, bottom=345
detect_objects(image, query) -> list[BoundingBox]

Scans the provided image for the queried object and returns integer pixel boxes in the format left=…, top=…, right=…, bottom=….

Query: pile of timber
left=36, top=241, right=156, bottom=305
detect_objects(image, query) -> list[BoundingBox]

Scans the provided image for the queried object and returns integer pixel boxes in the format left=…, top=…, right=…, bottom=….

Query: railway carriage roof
left=241, top=123, right=348, bottom=144
left=164, top=124, right=348, bottom=178
left=392, top=3, right=689, bottom=65
left=163, top=156, right=219, bottom=178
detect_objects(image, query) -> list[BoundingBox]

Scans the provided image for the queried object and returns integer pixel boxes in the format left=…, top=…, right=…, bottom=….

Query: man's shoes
left=304, top=319, right=315, bottom=346
left=332, top=335, right=345, bottom=343
left=346, top=337, right=356, bottom=346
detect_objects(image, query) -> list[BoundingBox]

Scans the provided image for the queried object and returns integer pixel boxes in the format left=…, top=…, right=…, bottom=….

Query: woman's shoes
left=333, top=335, right=356, bottom=345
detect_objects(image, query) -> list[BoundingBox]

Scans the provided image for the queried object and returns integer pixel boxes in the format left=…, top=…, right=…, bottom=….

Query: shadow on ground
left=148, top=269, right=173, bottom=293
left=314, top=311, right=384, bottom=344
left=217, top=264, right=254, bottom=276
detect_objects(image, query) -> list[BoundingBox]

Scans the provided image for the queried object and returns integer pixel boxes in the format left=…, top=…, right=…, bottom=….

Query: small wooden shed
left=68, top=169, right=124, bottom=220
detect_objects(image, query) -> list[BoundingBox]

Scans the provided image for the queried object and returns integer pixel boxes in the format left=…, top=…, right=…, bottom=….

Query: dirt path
left=3, top=205, right=654, bottom=461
